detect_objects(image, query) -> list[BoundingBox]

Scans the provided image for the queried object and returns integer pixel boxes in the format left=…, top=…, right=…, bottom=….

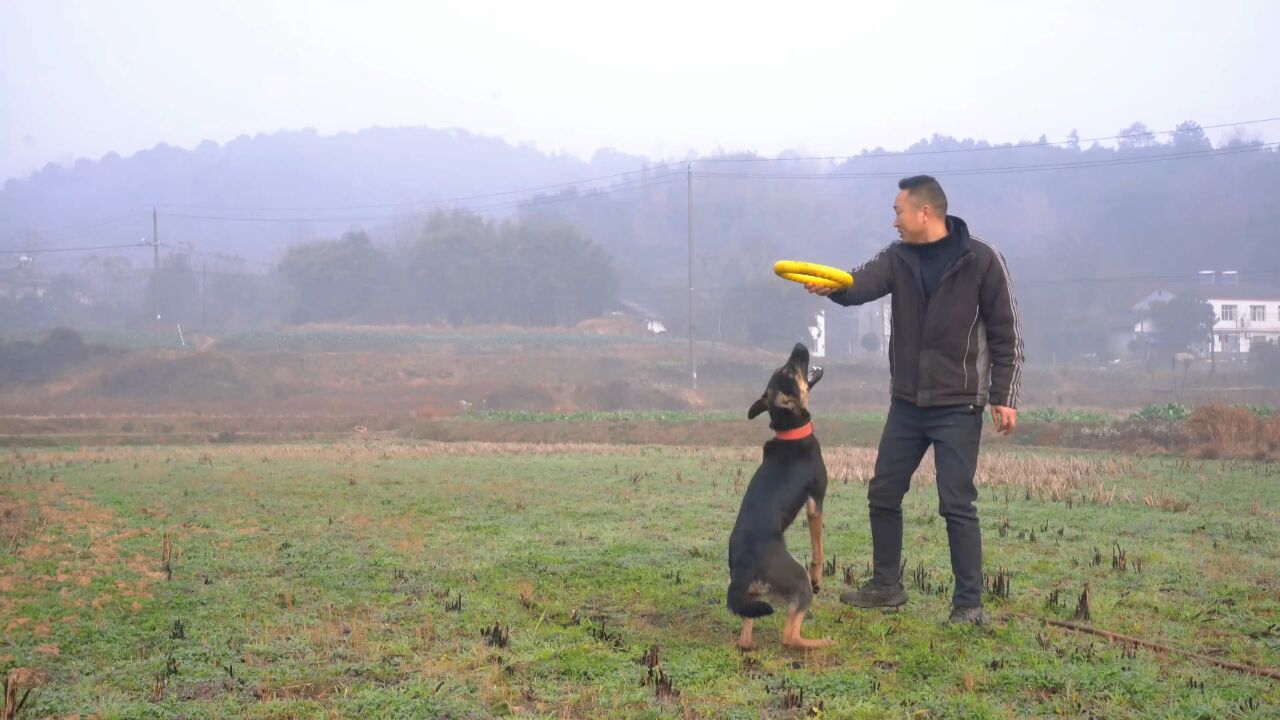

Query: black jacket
left=829, top=216, right=1024, bottom=408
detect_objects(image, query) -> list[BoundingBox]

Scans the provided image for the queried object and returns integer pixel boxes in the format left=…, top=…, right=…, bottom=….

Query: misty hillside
left=513, top=125, right=1280, bottom=358
left=0, top=126, right=649, bottom=263
left=3, top=121, right=1279, bottom=363
left=6, top=121, right=1277, bottom=282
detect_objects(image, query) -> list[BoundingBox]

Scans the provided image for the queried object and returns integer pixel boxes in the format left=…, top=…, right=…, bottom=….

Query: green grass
left=2, top=328, right=187, bottom=350
left=1, top=443, right=1277, bottom=718
left=1019, top=408, right=1117, bottom=425
left=1129, top=404, right=1195, bottom=422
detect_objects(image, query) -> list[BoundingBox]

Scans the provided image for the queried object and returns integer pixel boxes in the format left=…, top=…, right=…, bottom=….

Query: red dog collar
left=774, top=422, right=813, bottom=440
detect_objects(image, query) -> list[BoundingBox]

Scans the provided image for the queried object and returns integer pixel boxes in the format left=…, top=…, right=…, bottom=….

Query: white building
left=1206, top=288, right=1280, bottom=353
left=1128, top=272, right=1280, bottom=356
left=1194, top=271, right=1280, bottom=354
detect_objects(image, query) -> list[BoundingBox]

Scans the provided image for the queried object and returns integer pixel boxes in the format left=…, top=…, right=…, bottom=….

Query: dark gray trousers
left=869, top=398, right=985, bottom=607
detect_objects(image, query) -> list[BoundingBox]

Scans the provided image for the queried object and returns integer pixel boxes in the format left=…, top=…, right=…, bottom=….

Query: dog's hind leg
left=777, top=557, right=832, bottom=649
left=782, top=608, right=833, bottom=650
left=806, top=497, right=824, bottom=592
left=737, top=619, right=755, bottom=651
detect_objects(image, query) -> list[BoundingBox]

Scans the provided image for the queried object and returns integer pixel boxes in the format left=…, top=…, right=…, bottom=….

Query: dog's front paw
left=811, top=579, right=822, bottom=594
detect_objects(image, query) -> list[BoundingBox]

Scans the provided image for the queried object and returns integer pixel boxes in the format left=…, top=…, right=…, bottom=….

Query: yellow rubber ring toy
left=773, top=260, right=853, bottom=289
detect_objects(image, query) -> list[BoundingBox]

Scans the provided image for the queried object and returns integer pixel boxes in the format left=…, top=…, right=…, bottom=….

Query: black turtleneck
left=906, top=223, right=966, bottom=300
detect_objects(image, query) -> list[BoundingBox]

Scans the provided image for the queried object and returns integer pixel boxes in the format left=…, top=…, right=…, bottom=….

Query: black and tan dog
left=727, top=343, right=832, bottom=650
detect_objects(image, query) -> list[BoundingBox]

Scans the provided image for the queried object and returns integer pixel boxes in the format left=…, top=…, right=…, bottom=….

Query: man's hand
left=990, top=405, right=1017, bottom=435
left=805, top=283, right=836, bottom=296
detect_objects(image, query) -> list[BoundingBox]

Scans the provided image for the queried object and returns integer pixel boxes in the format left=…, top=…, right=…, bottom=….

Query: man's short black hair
left=898, top=175, right=948, bottom=217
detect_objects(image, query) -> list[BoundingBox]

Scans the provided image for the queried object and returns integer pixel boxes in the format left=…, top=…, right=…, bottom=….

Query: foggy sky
left=3, top=0, right=1278, bottom=182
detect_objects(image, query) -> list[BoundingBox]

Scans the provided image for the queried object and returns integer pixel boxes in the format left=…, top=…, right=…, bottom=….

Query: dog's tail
left=727, top=574, right=774, bottom=618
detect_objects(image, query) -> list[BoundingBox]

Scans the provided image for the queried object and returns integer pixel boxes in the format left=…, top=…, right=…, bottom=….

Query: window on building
left=1252, top=305, right=1266, bottom=322
left=1221, top=305, right=1237, bottom=322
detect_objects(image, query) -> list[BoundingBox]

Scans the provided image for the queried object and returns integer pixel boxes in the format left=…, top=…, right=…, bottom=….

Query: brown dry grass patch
left=1185, top=404, right=1280, bottom=460
left=823, top=446, right=1136, bottom=500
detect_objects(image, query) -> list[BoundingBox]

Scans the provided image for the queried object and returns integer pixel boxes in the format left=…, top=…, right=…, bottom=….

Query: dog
left=726, top=342, right=832, bottom=650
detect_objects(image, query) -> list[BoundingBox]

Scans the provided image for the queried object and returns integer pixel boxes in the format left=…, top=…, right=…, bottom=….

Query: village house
left=1130, top=271, right=1280, bottom=356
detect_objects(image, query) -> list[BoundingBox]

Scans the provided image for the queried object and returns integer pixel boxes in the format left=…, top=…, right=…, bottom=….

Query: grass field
left=2, top=441, right=1278, bottom=719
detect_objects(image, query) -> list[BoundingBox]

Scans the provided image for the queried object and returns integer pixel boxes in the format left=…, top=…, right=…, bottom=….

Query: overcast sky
left=3, top=0, right=1278, bottom=182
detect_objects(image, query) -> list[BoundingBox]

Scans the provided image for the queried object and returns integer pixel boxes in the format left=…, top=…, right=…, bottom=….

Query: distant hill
left=4, top=120, right=1280, bottom=363
left=0, top=126, right=649, bottom=264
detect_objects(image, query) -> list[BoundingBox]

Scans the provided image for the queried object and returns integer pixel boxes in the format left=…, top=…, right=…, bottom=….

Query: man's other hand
left=990, top=405, right=1017, bottom=435
left=805, top=283, right=836, bottom=296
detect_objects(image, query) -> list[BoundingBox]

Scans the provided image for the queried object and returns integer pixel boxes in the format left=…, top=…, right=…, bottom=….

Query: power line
left=5, top=116, right=1277, bottom=288
left=696, top=142, right=1279, bottom=181
left=0, top=242, right=150, bottom=256
left=144, top=115, right=1280, bottom=215
left=154, top=165, right=686, bottom=213
left=158, top=172, right=687, bottom=223
left=24, top=262, right=1271, bottom=290
left=151, top=139, right=1276, bottom=226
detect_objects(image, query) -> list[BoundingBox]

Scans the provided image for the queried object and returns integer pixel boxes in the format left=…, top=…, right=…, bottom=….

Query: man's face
left=892, top=189, right=930, bottom=244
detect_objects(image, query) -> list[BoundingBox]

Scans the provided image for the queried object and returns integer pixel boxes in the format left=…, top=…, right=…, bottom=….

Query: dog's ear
left=747, top=395, right=769, bottom=420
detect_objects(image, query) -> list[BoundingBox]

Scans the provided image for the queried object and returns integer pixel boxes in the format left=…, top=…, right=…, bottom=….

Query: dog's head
left=747, top=343, right=823, bottom=431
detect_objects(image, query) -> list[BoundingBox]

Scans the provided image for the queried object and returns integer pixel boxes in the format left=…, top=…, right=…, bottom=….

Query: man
left=807, top=175, right=1023, bottom=625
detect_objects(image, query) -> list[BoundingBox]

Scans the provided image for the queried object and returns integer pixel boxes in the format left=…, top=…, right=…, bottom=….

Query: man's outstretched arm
left=806, top=245, right=895, bottom=305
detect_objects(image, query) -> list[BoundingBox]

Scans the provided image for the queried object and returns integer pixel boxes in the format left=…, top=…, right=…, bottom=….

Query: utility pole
left=152, top=207, right=160, bottom=349
left=686, top=163, right=696, bottom=389
left=201, top=261, right=207, bottom=331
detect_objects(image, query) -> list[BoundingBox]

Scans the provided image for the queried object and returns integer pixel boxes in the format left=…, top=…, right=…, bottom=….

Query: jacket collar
left=945, top=215, right=973, bottom=252
left=893, top=215, right=972, bottom=256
